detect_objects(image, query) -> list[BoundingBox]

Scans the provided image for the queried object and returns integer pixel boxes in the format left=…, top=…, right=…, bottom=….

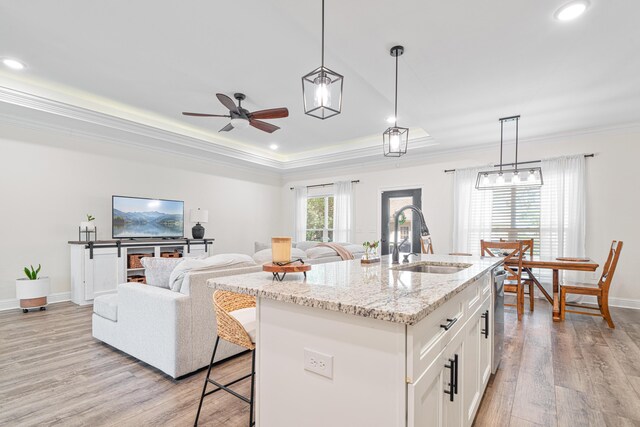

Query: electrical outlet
left=304, top=348, right=333, bottom=379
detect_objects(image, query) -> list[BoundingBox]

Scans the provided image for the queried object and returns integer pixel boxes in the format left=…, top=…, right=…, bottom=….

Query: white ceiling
left=1, top=0, right=639, bottom=167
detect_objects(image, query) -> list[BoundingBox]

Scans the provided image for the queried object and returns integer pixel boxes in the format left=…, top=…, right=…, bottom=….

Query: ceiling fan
left=182, top=93, right=289, bottom=134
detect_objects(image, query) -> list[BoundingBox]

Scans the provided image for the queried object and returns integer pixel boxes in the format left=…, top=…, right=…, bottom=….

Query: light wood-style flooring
left=1, top=300, right=640, bottom=426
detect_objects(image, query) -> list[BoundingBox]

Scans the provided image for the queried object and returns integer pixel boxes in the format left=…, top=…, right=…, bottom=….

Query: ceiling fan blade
left=216, top=93, right=239, bottom=113
left=249, top=108, right=289, bottom=120
left=219, top=123, right=234, bottom=132
left=182, top=112, right=231, bottom=117
left=249, top=119, right=280, bottom=133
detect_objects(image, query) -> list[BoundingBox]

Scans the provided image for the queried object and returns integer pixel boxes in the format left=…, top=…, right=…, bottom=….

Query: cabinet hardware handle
left=440, top=317, right=458, bottom=331
left=481, top=310, right=489, bottom=339
left=444, top=358, right=455, bottom=402
left=453, top=353, right=459, bottom=395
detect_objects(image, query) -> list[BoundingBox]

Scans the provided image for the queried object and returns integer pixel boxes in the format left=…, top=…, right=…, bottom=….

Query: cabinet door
left=183, top=244, right=208, bottom=258
left=444, top=333, right=464, bottom=427
left=479, top=298, right=492, bottom=390
left=84, top=248, right=123, bottom=300
left=408, top=353, right=447, bottom=427
left=409, top=334, right=464, bottom=427
left=462, top=307, right=482, bottom=426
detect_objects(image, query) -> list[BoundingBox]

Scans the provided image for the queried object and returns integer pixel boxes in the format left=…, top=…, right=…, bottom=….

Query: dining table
left=506, top=256, right=599, bottom=321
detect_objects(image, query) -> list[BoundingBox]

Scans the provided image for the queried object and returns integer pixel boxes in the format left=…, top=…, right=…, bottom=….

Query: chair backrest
left=598, top=241, right=623, bottom=293
left=481, top=240, right=524, bottom=284
left=212, top=290, right=256, bottom=350
left=500, top=238, right=534, bottom=258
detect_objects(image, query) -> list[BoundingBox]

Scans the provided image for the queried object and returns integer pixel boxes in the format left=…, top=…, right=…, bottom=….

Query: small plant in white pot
left=16, top=264, right=50, bottom=313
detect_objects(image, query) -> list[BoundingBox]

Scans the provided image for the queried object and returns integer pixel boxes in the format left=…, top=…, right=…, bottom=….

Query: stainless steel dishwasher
left=492, top=267, right=506, bottom=374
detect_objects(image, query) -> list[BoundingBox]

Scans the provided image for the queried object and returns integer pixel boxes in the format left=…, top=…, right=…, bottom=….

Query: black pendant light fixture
left=383, top=46, right=408, bottom=157
left=476, top=115, right=544, bottom=189
left=301, top=0, right=344, bottom=120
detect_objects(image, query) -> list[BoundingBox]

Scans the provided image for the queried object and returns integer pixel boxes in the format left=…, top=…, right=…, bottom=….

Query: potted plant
left=16, top=264, right=50, bottom=313
left=80, top=214, right=96, bottom=231
left=362, top=240, right=380, bottom=261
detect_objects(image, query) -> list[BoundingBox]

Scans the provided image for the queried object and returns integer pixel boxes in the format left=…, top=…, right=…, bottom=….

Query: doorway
left=381, top=188, right=423, bottom=256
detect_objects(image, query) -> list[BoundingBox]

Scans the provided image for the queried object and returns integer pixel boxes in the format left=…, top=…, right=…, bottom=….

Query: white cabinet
left=70, top=240, right=211, bottom=305
left=408, top=276, right=495, bottom=427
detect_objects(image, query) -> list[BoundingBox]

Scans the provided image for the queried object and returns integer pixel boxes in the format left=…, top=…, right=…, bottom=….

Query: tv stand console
left=68, top=238, right=213, bottom=305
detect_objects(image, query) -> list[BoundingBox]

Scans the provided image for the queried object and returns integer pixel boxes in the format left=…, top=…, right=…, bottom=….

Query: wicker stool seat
left=195, top=291, right=257, bottom=426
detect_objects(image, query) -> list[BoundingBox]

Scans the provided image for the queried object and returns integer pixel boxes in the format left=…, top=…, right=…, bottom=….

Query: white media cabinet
left=68, top=239, right=212, bottom=305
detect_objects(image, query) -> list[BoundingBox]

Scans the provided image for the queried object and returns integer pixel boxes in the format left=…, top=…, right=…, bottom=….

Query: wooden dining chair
left=560, top=241, right=623, bottom=328
left=500, top=238, right=536, bottom=312
left=481, top=240, right=525, bottom=320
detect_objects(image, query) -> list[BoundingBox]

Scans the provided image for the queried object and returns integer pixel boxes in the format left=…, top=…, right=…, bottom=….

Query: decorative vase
left=16, top=277, right=51, bottom=312
left=272, top=237, right=292, bottom=263
left=80, top=221, right=96, bottom=231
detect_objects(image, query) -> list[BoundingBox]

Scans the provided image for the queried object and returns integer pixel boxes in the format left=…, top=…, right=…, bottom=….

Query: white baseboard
left=580, top=295, right=640, bottom=310
left=0, top=292, right=72, bottom=311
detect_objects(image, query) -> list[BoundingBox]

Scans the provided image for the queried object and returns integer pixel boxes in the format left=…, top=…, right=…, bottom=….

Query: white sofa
left=92, top=265, right=261, bottom=379
left=253, top=241, right=366, bottom=265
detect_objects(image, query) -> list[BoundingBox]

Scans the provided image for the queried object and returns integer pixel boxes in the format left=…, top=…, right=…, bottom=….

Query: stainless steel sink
left=392, top=262, right=472, bottom=274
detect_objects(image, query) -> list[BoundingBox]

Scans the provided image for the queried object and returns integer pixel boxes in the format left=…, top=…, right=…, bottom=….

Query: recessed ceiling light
left=2, top=58, right=26, bottom=70
left=386, top=116, right=396, bottom=124
left=269, top=144, right=279, bottom=150
left=555, top=0, right=589, bottom=21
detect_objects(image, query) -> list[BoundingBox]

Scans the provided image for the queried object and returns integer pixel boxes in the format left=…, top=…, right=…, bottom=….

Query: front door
left=381, top=189, right=423, bottom=256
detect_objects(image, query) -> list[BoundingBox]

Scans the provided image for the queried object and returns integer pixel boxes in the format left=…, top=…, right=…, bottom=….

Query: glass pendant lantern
left=302, top=0, right=344, bottom=120
left=383, top=46, right=409, bottom=157
left=476, top=115, right=544, bottom=189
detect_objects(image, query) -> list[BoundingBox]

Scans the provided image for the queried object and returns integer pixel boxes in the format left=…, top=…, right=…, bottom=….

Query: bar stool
left=195, top=290, right=256, bottom=426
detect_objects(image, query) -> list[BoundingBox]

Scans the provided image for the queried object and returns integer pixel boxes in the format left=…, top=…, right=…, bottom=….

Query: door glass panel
left=388, top=196, right=414, bottom=254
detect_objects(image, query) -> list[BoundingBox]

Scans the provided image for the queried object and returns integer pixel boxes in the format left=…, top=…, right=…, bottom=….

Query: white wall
left=0, top=124, right=284, bottom=303
left=282, top=129, right=640, bottom=306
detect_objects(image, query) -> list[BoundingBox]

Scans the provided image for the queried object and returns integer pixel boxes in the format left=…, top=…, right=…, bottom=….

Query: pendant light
left=383, top=46, right=409, bottom=157
left=476, top=115, right=544, bottom=189
left=301, top=0, right=344, bottom=120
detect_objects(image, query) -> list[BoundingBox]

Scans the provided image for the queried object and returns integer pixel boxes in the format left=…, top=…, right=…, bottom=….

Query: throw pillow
left=254, top=241, right=271, bottom=253
left=140, top=257, right=185, bottom=289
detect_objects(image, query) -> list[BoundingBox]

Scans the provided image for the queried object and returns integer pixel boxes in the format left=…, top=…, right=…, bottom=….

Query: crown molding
left=2, top=86, right=640, bottom=175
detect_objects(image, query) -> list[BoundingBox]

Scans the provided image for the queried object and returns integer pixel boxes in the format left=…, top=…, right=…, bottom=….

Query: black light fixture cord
left=499, top=119, right=504, bottom=172
left=394, top=51, right=398, bottom=127
left=515, top=116, right=519, bottom=170
left=321, top=0, right=325, bottom=68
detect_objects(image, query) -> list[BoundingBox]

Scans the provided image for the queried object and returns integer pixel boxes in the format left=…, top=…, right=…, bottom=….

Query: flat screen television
left=112, top=196, right=184, bottom=239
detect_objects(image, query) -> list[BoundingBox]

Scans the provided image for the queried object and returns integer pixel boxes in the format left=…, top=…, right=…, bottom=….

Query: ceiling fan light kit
left=383, top=45, right=409, bottom=157
left=302, top=0, right=344, bottom=119
left=476, top=115, right=544, bottom=189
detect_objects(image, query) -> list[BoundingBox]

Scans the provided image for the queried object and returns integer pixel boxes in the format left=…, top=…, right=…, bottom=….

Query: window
left=306, top=196, right=334, bottom=242
left=490, top=186, right=541, bottom=255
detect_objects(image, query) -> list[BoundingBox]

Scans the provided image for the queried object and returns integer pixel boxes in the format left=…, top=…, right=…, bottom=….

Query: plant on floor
left=23, top=264, right=41, bottom=280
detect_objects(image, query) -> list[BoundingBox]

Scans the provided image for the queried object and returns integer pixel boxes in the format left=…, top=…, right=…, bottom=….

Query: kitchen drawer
left=467, top=274, right=491, bottom=315
left=407, top=286, right=468, bottom=383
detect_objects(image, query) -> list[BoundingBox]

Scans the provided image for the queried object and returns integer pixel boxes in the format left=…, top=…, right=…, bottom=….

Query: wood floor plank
left=554, top=385, right=606, bottom=427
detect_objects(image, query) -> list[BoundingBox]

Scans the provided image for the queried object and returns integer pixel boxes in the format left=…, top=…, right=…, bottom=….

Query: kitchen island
left=209, top=254, right=503, bottom=427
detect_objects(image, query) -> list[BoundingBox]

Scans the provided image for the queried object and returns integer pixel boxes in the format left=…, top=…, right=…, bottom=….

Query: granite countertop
left=209, top=254, right=503, bottom=325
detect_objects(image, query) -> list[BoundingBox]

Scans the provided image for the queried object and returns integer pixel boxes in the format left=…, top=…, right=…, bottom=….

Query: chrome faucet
left=392, top=205, right=430, bottom=264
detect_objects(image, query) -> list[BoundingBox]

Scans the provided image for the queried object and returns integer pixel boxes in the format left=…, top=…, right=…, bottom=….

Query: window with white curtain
left=306, top=195, right=334, bottom=242
left=453, top=155, right=586, bottom=284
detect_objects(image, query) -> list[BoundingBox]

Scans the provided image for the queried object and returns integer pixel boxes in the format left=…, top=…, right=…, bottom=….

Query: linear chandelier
left=476, top=115, right=544, bottom=189
left=301, top=0, right=344, bottom=120
left=383, top=45, right=408, bottom=157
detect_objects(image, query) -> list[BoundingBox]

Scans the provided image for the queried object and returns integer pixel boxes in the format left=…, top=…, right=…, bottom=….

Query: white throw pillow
left=140, top=257, right=185, bottom=289
left=295, top=241, right=319, bottom=251
left=254, top=241, right=271, bottom=253
left=252, top=248, right=307, bottom=265
left=305, top=246, right=341, bottom=259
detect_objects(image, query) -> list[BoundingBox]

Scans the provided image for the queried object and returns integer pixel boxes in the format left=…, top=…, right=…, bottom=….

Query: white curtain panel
left=333, top=181, right=355, bottom=242
left=539, top=154, right=586, bottom=283
left=294, top=186, right=308, bottom=243
left=452, top=166, right=494, bottom=254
